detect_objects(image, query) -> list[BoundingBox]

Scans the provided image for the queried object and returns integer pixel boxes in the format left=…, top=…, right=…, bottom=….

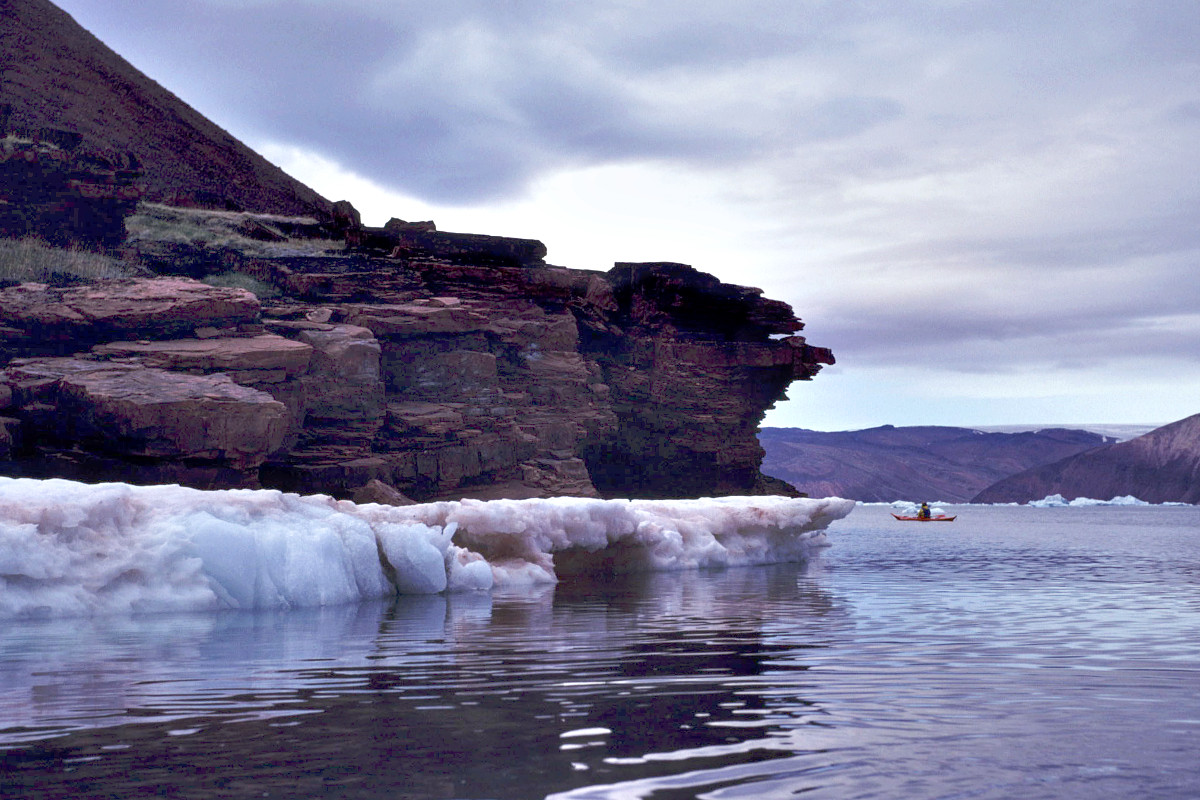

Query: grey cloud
left=42, top=1, right=947, bottom=201
left=1168, top=102, right=1200, bottom=124
left=814, top=284, right=1200, bottom=372
left=796, top=217, right=1200, bottom=372
left=795, top=96, right=906, bottom=141
left=58, top=0, right=1200, bottom=204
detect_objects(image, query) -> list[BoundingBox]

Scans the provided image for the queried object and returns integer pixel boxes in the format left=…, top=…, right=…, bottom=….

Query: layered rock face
left=0, top=253, right=832, bottom=500
left=0, top=123, right=145, bottom=247
left=582, top=263, right=830, bottom=498
left=0, top=0, right=833, bottom=500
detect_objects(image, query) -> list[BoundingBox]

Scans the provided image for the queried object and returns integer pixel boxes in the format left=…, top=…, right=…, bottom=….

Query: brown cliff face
left=0, top=130, right=145, bottom=247
left=0, top=0, right=330, bottom=217
left=581, top=263, right=831, bottom=498
left=972, top=414, right=1200, bottom=504
left=0, top=243, right=832, bottom=500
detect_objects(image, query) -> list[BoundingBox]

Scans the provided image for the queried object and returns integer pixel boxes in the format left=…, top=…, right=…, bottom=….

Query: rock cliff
left=0, top=239, right=833, bottom=501
left=971, top=414, right=1200, bottom=504
left=1, top=124, right=145, bottom=247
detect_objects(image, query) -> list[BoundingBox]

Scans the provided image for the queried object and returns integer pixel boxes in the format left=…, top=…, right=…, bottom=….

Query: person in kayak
left=917, top=502, right=931, bottom=519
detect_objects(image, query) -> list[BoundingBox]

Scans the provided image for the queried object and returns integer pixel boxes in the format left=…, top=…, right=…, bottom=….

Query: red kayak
left=891, top=513, right=956, bottom=522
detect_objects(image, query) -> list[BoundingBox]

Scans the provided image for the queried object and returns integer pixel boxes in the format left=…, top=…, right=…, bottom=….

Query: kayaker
left=918, top=502, right=931, bottom=519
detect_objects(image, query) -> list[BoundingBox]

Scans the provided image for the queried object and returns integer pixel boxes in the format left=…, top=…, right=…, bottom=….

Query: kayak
left=891, top=513, right=956, bottom=522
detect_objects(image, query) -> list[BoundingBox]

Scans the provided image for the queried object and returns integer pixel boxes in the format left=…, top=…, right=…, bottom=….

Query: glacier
left=0, top=476, right=855, bottom=619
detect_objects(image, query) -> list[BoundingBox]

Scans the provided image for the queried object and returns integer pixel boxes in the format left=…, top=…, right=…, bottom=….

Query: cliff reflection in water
left=1, top=566, right=841, bottom=799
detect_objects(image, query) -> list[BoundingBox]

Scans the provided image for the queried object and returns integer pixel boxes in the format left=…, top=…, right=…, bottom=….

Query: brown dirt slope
left=0, top=0, right=331, bottom=217
left=972, top=413, right=1200, bottom=504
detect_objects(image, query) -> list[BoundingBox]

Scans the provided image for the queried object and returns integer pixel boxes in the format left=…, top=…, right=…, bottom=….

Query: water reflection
left=1, top=565, right=841, bottom=799
left=5, top=505, right=1200, bottom=799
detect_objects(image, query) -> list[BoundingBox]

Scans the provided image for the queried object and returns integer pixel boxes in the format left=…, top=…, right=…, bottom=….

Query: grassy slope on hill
left=0, top=237, right=144, bottom=283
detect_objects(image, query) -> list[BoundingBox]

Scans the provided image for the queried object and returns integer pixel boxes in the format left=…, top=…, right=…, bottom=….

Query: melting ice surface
left=0, top=476, right=854, bottom=619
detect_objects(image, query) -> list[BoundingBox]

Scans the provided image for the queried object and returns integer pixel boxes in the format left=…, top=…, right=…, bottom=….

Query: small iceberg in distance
left=1027, top=494, right=1150, bottom=507
left=0, top=477, right=854, bottom=619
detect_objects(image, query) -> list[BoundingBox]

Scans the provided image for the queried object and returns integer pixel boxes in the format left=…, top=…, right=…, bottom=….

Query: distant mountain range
left=973, top=413, right=1200, bottom=505
left=759, top=425, right=1115, bottom=503
left=971, top=423, right=1156, bottom=442
left=759, top=420, right=1200, bottom=504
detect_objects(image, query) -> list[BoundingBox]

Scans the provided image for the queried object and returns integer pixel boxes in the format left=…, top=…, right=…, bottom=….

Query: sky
left=48, top=0, right=1200, bottom=431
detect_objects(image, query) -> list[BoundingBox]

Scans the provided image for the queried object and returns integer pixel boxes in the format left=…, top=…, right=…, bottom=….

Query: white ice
left=1027, top=494, right=1149, bottom=507
left=0, top=477, right=854, bottom=618
left=868, top=496, right=1169, bottom=509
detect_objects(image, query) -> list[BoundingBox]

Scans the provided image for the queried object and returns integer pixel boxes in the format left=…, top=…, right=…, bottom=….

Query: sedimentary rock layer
left=0, top=256, right=832, bottom=500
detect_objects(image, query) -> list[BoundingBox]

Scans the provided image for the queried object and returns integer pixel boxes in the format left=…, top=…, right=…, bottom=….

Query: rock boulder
left=2, top=357, right=288, bottom=486
left=0, top=278, right=261, bottom=350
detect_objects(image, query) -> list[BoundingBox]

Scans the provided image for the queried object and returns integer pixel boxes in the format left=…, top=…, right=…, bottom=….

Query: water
left=2, top=503, right=1198, bottom=799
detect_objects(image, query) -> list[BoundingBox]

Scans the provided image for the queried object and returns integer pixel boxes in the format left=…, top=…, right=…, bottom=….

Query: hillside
left=759, top=425, right=1113, bottom=502
left=972, top=413, right=1200, bottom=504
left=0, top=0, right=330, bottom=217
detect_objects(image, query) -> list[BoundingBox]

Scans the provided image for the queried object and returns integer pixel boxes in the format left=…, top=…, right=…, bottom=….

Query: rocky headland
left=0, top=213, right=833, bottom=502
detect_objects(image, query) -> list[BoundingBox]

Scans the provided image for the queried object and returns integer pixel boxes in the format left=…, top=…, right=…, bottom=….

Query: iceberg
left=0, top=477, right=854, bottom=619
left=1027, top=494, right=1150, bottom=507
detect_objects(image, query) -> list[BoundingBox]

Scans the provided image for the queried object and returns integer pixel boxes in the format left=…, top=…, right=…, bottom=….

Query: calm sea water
left=2, top=503, right=1198, bottom=799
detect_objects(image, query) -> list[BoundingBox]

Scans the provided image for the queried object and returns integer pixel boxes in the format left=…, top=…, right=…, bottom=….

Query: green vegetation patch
left=0, top=238, right=142, bottom=285
left=126, top=203, right=342, bottom=257
left=201, top=271, right=281, bottom=299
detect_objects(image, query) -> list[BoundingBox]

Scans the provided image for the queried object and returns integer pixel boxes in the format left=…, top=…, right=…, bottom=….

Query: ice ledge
left=0, top=477, right=854, bottom=618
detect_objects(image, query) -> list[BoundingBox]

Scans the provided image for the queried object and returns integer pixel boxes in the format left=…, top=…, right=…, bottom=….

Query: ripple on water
left=2, top=506, right=1199, bottom=799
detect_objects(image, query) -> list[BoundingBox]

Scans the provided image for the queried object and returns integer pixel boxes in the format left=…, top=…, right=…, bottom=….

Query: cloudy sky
left=52, top=0, right=1200, bottom=431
